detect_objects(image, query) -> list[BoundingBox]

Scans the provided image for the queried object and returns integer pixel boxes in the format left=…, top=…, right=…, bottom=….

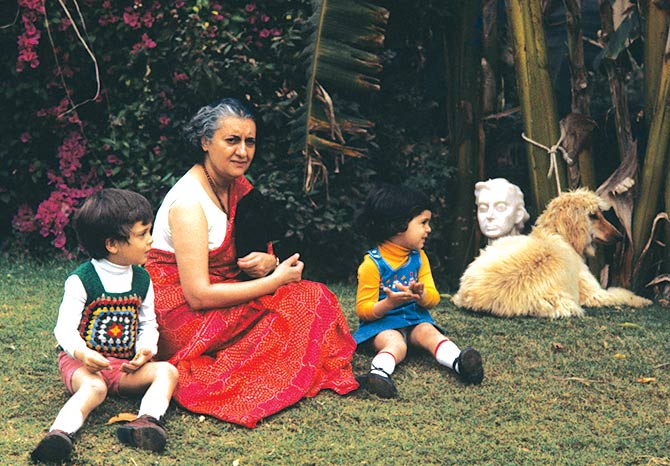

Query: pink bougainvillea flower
left=141, top=33, right=157, bottom=48
left=12, top=204, right=38, bottom=233
left=244, top=3, right=256, bottom=13
left=106, top=154, right=122, bottom=165
left=172, top=72, right=189, bottom=82
left=123, top=11, right=141, bottom=28
left=20, top=132, right=32, bottom=143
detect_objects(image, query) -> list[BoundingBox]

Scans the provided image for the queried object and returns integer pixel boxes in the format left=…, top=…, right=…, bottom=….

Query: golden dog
left=452, top=189, right=652, bottom=318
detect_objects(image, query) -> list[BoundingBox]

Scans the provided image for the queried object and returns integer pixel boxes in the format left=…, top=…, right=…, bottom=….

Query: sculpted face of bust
left=475, top=178, right=529, bottom=242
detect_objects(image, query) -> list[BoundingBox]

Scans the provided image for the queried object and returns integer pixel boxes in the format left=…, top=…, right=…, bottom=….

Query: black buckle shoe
left=356, top=367, right=398, bottom=398
left=455, top=347, right=484, bottom=385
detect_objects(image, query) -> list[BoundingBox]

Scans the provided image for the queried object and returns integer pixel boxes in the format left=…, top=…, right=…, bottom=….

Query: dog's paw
left=549, top=305, right=585, bottom=319
left=605, top=288, right=654, bottom=308
left=629, top=296, right=653, bottom=307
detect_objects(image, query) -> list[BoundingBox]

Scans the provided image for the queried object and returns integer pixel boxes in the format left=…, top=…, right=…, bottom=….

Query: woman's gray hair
left=184, top=97, right=256, bottom=148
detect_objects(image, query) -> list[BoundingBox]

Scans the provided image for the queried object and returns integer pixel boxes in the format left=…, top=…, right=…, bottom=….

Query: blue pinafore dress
left=353, top=248, right=437, bottom=345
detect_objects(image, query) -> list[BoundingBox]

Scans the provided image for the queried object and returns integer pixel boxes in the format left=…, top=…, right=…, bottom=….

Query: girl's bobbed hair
left=356, top=184, right=432, bottom=245
left=183, top=97, right=256, bottom=148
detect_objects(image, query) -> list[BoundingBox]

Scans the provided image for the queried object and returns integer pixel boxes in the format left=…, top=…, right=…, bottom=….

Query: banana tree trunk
left=564, top=0, right=596, bottom=190
left=642, top=1, right=670, bottom=276
left=482, top=0, right=500, bottom=117
left=643, top=1, right=669, bottom=124
left=444, top=0, right=482, bottom=280
left=599, top=1, right=636, bottom=164
left=633, top=21, right=670, bottom=282
left=506, top=0, right=566, bottom=213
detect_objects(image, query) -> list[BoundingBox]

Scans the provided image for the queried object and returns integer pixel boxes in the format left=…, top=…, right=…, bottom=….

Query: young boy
left=31, top=189, right=178, bottom=463
left=353, top=184, right=484, bottom=398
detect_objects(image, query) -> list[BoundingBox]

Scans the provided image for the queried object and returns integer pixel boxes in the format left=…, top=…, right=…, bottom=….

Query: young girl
left=353, top=184, right=484, bottom=398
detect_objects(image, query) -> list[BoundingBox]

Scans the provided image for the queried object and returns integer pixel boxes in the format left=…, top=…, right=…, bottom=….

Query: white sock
left=50, top=405, right=84, bottom=435
left=138, top=396, right=170, bottom=420
left=370, top=351, right=396, bottom=377
left=435, top=339, right=461, bottom=371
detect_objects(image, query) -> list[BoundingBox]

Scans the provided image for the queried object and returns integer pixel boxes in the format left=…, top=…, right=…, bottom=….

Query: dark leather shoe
left=31, top=429, right=73, bottom=463
left=356, top=370, right=398, bottom=398
left=456, top=347, right=484, bottom=385
left=117, top=415, right=167, bottom=452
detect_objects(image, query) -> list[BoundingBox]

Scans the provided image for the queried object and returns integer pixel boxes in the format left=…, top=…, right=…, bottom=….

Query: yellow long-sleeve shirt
left=355, top=241, right=440, bottom=321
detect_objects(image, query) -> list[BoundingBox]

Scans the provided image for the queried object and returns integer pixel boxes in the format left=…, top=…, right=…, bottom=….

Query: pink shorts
left=58, top=351, right=129, bottom=396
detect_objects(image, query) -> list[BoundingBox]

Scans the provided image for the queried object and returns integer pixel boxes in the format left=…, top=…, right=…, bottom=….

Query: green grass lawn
left=1, top=258, right=669, bottom=465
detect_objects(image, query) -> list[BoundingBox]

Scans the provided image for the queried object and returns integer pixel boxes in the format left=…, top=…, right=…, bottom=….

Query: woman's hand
left=237, top=252, right=278, bottom=278
left=120, top=348, right=153, bottom=374
left=271, top=253, right=304, bottom=285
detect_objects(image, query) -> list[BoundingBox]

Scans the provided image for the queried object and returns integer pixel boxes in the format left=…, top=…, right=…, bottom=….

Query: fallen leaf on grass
left=551, top=376, right=603, bottom=385
left=551, top=342, right=565, bottom=352
left=636, top=377, right=656, bottom=384
left=614, top=353, right=626, bottom=359
left=618, top=322, right=641, bottom=329
left=107, top=412, right=138, bottom=424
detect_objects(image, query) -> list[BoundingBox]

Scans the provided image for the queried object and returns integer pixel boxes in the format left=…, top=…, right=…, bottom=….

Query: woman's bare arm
left=169, top=200, right=303, bottom=311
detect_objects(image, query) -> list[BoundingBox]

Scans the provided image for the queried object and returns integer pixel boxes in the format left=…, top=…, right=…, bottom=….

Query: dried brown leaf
left=636, top=377, right=656, bottom=384
left=107, top=412, right=138, bottom=425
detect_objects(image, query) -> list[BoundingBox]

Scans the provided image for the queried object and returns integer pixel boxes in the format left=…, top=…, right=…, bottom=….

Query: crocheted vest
left=72, top=261, right=150, bottom=359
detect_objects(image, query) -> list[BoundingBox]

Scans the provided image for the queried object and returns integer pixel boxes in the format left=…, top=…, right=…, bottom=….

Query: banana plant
left=290, top=0, right=389, bottom=194
left=633, top=6, right=670, bottom=283
left=506, top=0, right=567, bottom=211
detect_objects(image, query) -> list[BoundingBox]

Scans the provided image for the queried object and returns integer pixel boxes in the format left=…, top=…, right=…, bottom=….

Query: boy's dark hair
left=356, top=184, right=432, bottom=245
left=74, top=188, right=154, bottom=259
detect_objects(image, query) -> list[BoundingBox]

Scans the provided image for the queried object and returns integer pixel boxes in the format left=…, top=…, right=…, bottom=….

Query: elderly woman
left=145, top=98, right=358, bottom=428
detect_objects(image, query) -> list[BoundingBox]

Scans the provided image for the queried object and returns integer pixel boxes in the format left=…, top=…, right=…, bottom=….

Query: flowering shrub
left=2, top=1, right=458, bottom=281
left=2, top=0, right=313, bottom=256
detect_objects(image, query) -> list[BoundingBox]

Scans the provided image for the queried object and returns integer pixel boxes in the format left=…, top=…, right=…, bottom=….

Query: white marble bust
left=475, top=178, right=530, bottom=244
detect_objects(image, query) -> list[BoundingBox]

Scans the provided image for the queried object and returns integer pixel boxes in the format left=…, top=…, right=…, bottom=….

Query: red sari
left=145, top=176, right=358, bottom=427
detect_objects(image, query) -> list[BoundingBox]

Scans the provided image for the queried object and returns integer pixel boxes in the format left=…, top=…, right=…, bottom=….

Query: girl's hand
left=271, top=253, right=303, bottom=285
left=120, top=348, right=153, bottom=374
left=79, top=348, right=111, bottom=373
left=237, top=252, right=278, bottom=278
left=408, top=281, right=425, bottom=298
left=383, top=281, right=422, bottom=306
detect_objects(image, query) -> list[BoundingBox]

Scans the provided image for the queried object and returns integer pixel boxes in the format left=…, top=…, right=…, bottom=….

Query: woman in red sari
left=145, top=98, right=358, bottom=428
